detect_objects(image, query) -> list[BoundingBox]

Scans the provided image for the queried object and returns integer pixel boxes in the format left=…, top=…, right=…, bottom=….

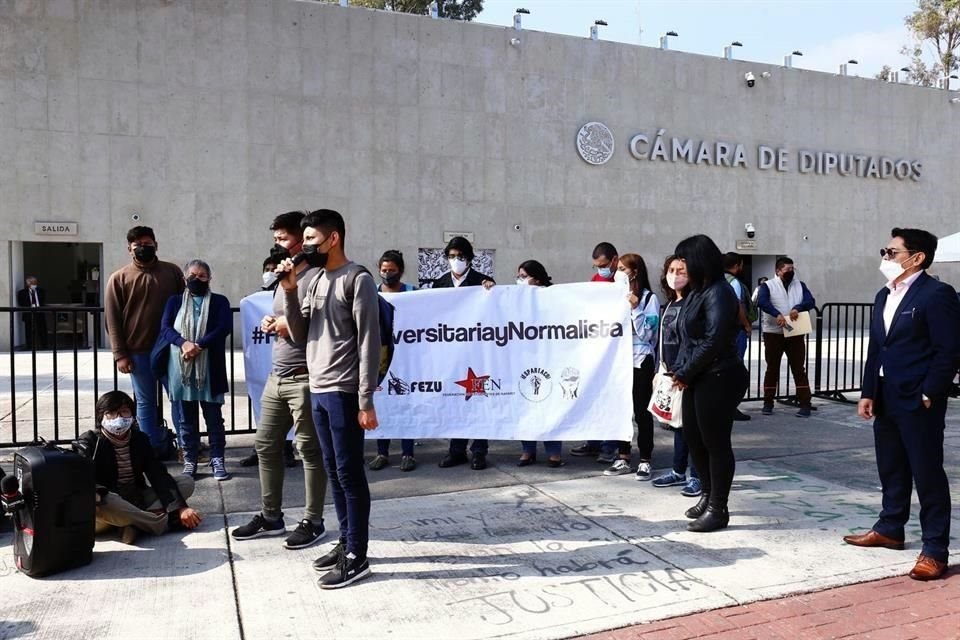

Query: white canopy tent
left=934, top=232, right=960, bottom=263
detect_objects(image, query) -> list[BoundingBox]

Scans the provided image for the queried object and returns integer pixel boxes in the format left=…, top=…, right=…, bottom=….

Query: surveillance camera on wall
left=745, top=72, right=756, bottom=88
left=761, top=71, right=771, bottom=79
left=513, top=224, right=522, bottom=231
left=745, top=222, right=756, bottom=238
left=131, top=213, right=142, bottom=222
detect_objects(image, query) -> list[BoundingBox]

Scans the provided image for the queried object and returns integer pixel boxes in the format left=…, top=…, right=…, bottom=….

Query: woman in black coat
left=671, top=235, right=749, bottom=532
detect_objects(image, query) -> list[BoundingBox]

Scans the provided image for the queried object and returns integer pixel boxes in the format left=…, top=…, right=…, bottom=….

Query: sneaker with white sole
left=635, top=461, right=652, bottom=481
left=211, top=457, right=231, bottom=481
left=603, top=459, right=632, bottom=476
left=681, top=477, right=703, bottom=497
left=231, top=514, right=285, bottom=540
left=313, top=539, right=345, bottom=573
left=319, top=551, right=371, bottom=589
left=284, top=519, right=326, bottom=550
left=652, top=470, right=686, bottom=487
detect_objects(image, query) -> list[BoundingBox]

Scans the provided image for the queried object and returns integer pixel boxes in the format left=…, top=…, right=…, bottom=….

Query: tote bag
left=647, top=302, right=683, bottom=429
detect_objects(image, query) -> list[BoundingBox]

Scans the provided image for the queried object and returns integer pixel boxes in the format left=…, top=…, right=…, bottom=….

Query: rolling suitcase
left=11, top=442, right=96, bottom=577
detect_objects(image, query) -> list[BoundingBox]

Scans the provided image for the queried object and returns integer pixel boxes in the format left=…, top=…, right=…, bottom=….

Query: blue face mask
left=597, top=267, right=612, bottom=279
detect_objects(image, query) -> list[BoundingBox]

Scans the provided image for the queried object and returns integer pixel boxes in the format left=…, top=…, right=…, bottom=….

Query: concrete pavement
left=1, top=399, right=957, bottom=639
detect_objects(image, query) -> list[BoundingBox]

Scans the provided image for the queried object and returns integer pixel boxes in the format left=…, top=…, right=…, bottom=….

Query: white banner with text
left=374, top=283, right=634, bottom=440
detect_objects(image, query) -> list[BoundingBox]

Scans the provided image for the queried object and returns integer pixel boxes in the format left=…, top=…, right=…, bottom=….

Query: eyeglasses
left=880, top=248, right=914, bottom=259
left=103, top=408, right=134, bottom=419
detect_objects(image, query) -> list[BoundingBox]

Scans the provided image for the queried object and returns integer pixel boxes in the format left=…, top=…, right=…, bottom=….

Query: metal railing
left=1, top=303, right=878, bottom=448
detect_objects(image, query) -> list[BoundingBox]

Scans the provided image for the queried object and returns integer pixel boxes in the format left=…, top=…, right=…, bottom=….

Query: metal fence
left=2, top=303, right=876, bottom=448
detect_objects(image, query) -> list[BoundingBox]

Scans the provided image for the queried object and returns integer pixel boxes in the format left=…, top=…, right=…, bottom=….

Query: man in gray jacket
left=280, top=208, right=381, bottom=590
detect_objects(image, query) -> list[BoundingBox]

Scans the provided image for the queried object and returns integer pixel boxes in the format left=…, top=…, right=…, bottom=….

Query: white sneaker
left=635, top=461, right=652, bottom=481
left=603, top=459, right=632, bottom=476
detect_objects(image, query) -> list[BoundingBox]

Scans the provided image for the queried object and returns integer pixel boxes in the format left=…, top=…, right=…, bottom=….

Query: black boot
left=687, top=505, right=730, bottom=532
left=684, top=493, right=710, bottom=519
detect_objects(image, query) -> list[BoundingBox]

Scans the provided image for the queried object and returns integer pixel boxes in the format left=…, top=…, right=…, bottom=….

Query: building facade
left=1, top=0, right=958, bottom=348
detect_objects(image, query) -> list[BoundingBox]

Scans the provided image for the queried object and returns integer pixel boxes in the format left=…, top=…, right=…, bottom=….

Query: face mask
left=879, top=258, right=909, bottom=282
left=269, top=243, right=291, bottom=262
left=780, top=270, right=795, bottom=285
left=262, top=271, right=276, bottom=287
left=613, top=270, right=629, bottom=286
left=186, top=278, right=209, bottom=296
left=301, top=243, right=328, bottom=269
left=597, top=267, right=612, bottom=280
left=102, top=416, right=134, bottom=437
left=449, top=258, right=468, bottom=275
left=666, top=273, right=688, bottom=291
left=133, top=245, right=157, bottom=263
left=380, top=273, right=401, bottom=287
left=516, top=278, right=529, bottom=286
left=29, top=284, right=37, bottom=290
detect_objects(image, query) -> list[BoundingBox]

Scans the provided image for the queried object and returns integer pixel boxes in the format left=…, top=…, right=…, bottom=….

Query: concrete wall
left=2, top=0, right=959, bottom=331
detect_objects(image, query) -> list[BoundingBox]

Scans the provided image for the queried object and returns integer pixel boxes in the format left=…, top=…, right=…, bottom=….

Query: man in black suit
left=432, top=236, right=495, bottom=470
left=844, top=228, right=960, bottom=581
left=16, top=276, right=48, bottom=349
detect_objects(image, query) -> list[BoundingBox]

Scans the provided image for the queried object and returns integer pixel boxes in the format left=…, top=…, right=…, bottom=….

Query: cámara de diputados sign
left=576, top=122, right=922, bottom=182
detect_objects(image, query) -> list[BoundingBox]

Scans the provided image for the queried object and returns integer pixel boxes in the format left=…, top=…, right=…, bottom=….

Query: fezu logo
left=454, top=368, right=500, bottom=400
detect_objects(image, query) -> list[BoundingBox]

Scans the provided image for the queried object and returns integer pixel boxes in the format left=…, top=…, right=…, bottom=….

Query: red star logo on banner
left=455, top=368, right=490, bottom=400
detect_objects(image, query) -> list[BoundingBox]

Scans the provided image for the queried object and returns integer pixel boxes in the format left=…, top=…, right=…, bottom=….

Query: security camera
left=131, top=213, right=141, bottom=222
left=510, top=37, right=520, bottom=46
left=745, top=72, right=756, bottom=87
left=513, top=224, right=521, bottom=231
left=744, top=222, right=756, bottom=238
left=761, top=71, right=771, bottom=79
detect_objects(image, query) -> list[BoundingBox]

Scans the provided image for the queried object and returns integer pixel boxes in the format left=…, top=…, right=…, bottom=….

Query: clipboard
left=783, top=311, right=812, bottom=338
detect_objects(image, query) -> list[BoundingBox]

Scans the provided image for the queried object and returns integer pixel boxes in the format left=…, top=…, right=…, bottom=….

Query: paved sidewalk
left=582, top=573, right=960, bottom=640
left=1, top=398, right=958, bottom=639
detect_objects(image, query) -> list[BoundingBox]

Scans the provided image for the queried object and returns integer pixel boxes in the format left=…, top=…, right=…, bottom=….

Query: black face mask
left=781, top=270, right=795, bottom=285
left=380, top=273, right=401, bottom=287
left=133, top=245, right=157, bottom=263
left=186, top=278, right=209, bottom=296
left=269, top=243, right=291, bottom=262
left=301, top=243, right=328, bottom=269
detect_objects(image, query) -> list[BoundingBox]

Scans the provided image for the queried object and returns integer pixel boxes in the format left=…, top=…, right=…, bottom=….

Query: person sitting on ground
left=369, top=250, right=418, bottom=472
left=74, top=391, right=202, bottom=545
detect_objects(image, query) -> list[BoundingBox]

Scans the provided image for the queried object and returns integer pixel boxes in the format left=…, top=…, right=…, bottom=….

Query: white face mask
left=614, top=270, right=629, bottom=286
left=516, top=277, right=528, bottom=286
left=262, top=271, right=275, bottom=287
left=879, top=257, right=910, bottom=282
left=666, top=273, right=688, bottom=291
left=449, top=258, right=468, bottom=275
left=102, top=416, right=134, bottom=437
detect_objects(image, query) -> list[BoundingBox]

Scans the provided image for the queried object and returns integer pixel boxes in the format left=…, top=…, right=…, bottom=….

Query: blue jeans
left=311, top=392, right=371, bottom=559
left=673, top=430, right=698, bottom=479
left=736, top=329, right=748, bottom=361
left=521, top=441, right=561, bottom=457
left=377, top=439, right=414, bottom=457
left=129, top=352, right=165, bottom=451
left=178, top=400, right=226, bottom=461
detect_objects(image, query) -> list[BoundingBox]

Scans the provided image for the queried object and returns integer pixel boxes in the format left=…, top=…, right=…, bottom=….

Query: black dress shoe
left=685, top=494, right=710, bottom=519
left=438, top=453, right=469, bottom=468
left=517, top=456, right=536, bottom=467
left=471, top=454, right=488, bottom=470
left=688, top=506, right=729, bottom=532
left=239, top=451, right=259, bottom=467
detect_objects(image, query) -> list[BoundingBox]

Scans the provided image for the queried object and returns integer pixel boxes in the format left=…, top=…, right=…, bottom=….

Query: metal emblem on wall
left=576, top=122, right=615, bottom=165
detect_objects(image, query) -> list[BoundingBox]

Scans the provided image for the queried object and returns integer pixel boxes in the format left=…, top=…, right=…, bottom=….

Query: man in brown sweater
left=104, top=226, right=184, bottom=456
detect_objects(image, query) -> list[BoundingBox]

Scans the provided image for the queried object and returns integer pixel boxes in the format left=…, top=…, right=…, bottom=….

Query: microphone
left=262, top=252, right=310, bottom=290
left=1, top=474, right=24, bottom=513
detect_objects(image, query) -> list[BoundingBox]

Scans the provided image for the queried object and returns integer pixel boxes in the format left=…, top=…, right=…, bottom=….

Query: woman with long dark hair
left=671, top=235, right=749, bottom=532
left=600, top=253, right=660, bottom=480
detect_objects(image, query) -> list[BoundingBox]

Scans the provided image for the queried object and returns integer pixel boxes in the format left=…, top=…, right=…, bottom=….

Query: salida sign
left=34, top=222, right=78, bottom=235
